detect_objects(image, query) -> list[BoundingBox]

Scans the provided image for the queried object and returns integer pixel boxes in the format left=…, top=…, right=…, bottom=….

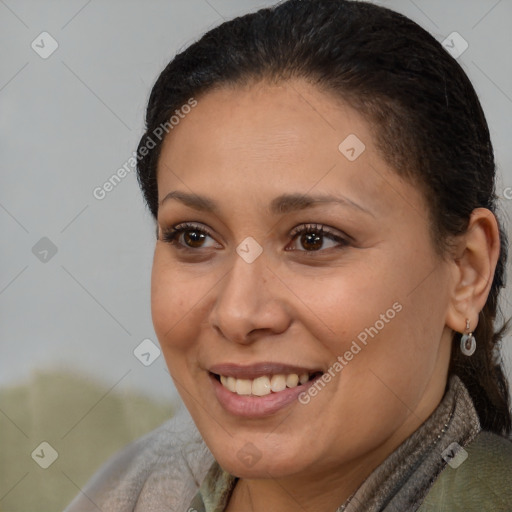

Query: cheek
left=324, top=252, right=448, bottom=415
left=151, top=263, right=179, bottom=349
left=296, top=244, right=443, bottom=380
left=281, top=257, right=401, bottom=351
left=150, top=250, right=203, bottom=357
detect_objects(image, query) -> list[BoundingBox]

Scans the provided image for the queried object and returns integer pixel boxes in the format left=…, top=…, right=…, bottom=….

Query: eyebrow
left=160, top=190, right=374, bottom=217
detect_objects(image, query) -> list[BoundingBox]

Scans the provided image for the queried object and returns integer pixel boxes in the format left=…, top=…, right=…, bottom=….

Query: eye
left=160, top=222, right=349, bottom=253
left=160, top=222, right=221, bottom=250
left=287, top=223, right=349, bottom=252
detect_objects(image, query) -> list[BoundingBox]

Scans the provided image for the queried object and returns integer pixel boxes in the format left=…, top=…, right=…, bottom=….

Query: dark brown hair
left=136, top=0, right=511, bottom=434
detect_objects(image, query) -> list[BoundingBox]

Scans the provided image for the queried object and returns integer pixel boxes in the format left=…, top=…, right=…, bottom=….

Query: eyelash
left=160, top=222, right=349, bottom=253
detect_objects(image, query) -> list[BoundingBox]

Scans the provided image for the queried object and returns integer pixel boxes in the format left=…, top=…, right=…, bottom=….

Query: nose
left=209, top=252, right=291, bottom=345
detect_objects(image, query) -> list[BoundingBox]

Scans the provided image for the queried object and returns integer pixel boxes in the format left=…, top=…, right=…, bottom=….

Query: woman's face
left=152, top=80, right=454, bottom=479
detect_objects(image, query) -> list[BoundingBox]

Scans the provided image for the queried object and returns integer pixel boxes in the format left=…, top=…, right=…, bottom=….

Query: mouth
left=207, top=363, right=325, bottom=417
left=207, top=364, right=324, bottom=417
left=211, top=371, right=323, bottom=397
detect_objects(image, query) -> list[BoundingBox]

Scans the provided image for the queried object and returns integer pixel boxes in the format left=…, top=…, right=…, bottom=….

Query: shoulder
left=418, top=430, right=512, bottom=512
left=64, top=408, right=214, bottom=511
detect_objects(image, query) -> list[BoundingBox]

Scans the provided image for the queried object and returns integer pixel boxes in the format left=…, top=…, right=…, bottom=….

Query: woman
left=66, top=0, right=512, bottom=510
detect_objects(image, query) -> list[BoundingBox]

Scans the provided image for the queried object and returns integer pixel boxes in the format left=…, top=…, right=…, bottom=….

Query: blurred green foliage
left=0, top=371, right=174, bottom=512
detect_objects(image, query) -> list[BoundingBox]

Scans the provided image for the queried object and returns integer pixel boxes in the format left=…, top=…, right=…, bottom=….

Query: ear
left=445, top=208, right=500, bottom=334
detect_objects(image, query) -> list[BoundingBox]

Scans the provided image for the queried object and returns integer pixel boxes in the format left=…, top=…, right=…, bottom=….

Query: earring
left=460, top=318, right=476, bottom=356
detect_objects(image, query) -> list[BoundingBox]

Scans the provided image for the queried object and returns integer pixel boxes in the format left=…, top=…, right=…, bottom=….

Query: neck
left=226, top=406, right=436, bottom=512
left=227, top=465, right=358, bottom=512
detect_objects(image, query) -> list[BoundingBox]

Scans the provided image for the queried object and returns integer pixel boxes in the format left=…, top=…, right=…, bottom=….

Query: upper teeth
left=220, top=373, right=310, bottom=396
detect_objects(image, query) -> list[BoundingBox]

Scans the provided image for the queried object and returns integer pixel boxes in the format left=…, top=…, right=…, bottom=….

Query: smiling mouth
left=212, top=371, right=322, bottom=397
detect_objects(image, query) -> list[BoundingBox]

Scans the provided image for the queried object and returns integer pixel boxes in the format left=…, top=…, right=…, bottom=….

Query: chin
left=207, top=433, right=310, bottom=479
left=218, top=454, right=303, bottom=479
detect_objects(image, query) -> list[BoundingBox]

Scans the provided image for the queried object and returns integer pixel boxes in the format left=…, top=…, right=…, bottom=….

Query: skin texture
left=151, top=79, right=500, bottom=511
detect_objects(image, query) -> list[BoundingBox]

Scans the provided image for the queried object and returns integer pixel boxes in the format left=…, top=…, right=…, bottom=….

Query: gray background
left=1, top=0, right=511, bottom=417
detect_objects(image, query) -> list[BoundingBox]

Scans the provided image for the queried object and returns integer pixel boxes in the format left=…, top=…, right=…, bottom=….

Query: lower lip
left=210, top=374, right=318, bottom=418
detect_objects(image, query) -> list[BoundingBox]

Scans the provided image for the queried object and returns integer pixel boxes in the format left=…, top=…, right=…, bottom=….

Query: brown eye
left=288, top=223, right=348, bottom=252
left=182, top=229, right=207, bottom=248
left=300, top=231, right=323, bottom=251
left=161, top=223, right=220, bottom=250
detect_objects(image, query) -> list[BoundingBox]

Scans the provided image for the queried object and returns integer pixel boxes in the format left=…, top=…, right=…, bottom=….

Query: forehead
left=156, top=79, right=425, bottom=221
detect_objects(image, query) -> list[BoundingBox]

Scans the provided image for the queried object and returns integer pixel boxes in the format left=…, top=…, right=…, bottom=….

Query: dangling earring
left=460, top=318, right=476, bottom=356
